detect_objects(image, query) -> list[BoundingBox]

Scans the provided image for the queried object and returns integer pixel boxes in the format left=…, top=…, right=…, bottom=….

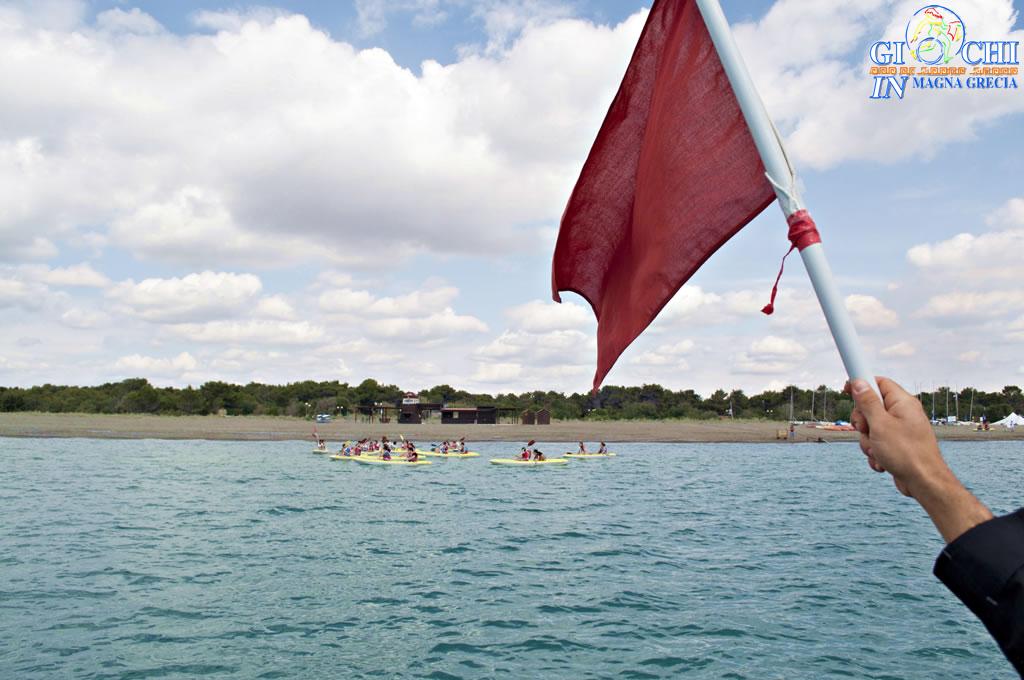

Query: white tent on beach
left=992, top=412, right=1024, bottom=428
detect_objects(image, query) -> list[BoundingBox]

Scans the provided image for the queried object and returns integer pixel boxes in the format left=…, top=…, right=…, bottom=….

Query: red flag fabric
left=551, top=0, right=776, bottom=390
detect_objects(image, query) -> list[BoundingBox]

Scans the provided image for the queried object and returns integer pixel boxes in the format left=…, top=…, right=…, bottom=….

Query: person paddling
left=598, top=441, right=608, bottom=454
left=577, top=441, right=587, bottom=455
left=532, top=448, right=546, bottom=462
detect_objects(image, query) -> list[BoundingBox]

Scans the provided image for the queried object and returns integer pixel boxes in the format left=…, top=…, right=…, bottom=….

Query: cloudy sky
left=1, top=0, right=1022, bottom=396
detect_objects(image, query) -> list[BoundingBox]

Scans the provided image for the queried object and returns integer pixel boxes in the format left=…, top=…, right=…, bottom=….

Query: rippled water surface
left=1, top=438, right=1021, bottom=679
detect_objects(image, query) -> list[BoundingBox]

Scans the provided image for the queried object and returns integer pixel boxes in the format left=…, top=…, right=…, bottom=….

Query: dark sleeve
left=934, top=508, right=1024, bottom=677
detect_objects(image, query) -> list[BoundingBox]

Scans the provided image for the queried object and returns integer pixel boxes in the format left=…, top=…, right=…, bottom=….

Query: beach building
left=356, top=393, right=443, bottom=424
left=440, top=406, right=518, bottom=424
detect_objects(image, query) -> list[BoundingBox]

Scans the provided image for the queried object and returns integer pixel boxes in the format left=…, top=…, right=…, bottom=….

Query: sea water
left=0, top=439, right=1019, bottom=679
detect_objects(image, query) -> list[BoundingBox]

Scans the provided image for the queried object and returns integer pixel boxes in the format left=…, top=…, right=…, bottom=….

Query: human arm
left=847, top=377, right=1022, bottom=675
left=845, top=377, right=992, bottom=543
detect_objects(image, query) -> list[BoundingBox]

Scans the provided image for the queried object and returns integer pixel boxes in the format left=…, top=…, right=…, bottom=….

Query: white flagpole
left=695, top=0, right=879, bottom=396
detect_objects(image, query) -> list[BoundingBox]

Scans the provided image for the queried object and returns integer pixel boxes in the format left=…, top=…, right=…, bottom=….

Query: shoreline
left=1, top=412, right=1020, bottom=444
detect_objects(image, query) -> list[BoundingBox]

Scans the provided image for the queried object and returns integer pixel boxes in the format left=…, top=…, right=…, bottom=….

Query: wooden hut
left=536, top=408, right=551, bottom=425
left=441, top=407, right=478, bottom=424
left=521, top=410, right=536, bottom=425
left=440, top=406, right=501, bottom=425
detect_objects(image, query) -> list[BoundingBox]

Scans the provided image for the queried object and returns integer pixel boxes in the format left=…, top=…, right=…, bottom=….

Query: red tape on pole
left=761, top=210, right=822, bottom=315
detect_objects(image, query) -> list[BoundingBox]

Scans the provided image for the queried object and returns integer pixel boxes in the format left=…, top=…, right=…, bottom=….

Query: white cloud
left=469, top=0, right=575, bottom=53
left=660, top=286, right=723, bottom=322
left=0, top=0, right=87, bottom=31
left=505, top=299, right=591, bottom=332
left=114, top=351, right=198, bottom=377
left=255, top=295, right=297, bottom=320
left=96, top=8, right=164, bottom=34
left=40, top=263, right=110, bottom=288
left=365, top=308, right=488, bottom=339
left=749, top=335, right=808, bottom=360
left=631, top=339, right=695, bottom=368
left=845, top=294, right=899, bottom=329
left=5, top=1, right=1014, bottom=274
left=990, top=197, right=1024, bottom=226
left=880, top=341, right=916, bottom=358
left=0, top=236, right=59, bottom=262
left=60, top=307, right=110, bottom=329
left=108, top=271, right=262, bottom=322
left=476, top=328, right=591, bottom=364
left=907, top=198, right=1024, bottom=280
left=958, top=350, right=981, bottom=363
left=733, top=335, right=808, bottom=375
left=733, top=358, right=798, bottom=376
left=190, top=8, right=291, bottom=32
left=0, top=355, right=35, bottom=371
left=168, top=320, right=325, bottom=345
left=658, top=285, right=816, bottom=329
left=317, top=285, right=479, bottom=341
left=0, top=8, right=644, bottom=266
left=0, top=277, right=48, bottom=310
left=918, top=291, right=1024, bottom=319
left=364, top=352, right=404, bottom=366
left=1005, top=315, right=1024, bottom=341
left=319, top=288, right=375, bottom=314
left=471, top=361, right=522, bottom=383
left=354, top=0, right=447, bottom=37
left=109, top=187, right=315, bottom=267
left=366, top=287, right=459, bottom=317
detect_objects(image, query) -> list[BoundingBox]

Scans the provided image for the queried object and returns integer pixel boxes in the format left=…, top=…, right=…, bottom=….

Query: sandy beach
left=0, top=412, right=1020, bottom=443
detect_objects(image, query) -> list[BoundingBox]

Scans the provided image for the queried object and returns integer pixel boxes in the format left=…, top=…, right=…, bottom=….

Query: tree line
left=1, top=378, right=1021, bottom=422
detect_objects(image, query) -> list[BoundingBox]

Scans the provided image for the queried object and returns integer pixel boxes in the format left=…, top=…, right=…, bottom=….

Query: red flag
left=552, top=0, right=776, bottom=390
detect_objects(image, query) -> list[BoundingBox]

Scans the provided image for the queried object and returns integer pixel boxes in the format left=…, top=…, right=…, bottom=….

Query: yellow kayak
left=312, top=448, right=332, bottom=454
left=352, top=457, right=432, bottom=466
left=419, top=451, right=480, bottom=458
left=490, top=458, right=568, bottom=466
left=330, top=454, right=357, bottom=461
left=564, top=452, right=616, bottom=458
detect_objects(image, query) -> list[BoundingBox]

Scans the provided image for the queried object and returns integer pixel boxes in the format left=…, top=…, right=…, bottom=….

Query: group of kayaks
left=310, top=445, right=616, bottom=467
